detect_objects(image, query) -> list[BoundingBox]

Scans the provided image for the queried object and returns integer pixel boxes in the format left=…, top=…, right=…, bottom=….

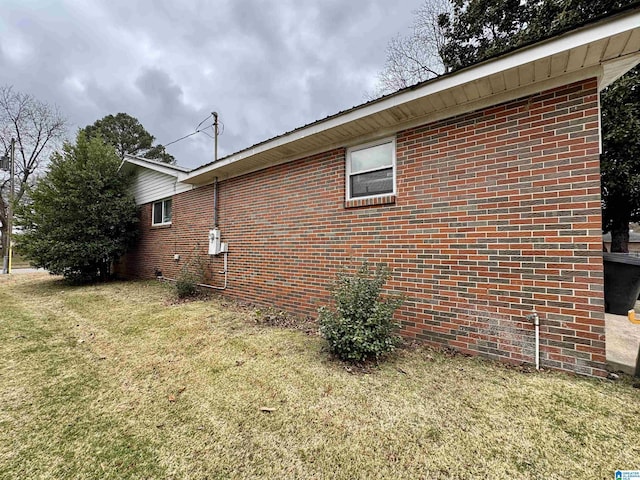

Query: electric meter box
left=208, top=228, right=221, bottom=255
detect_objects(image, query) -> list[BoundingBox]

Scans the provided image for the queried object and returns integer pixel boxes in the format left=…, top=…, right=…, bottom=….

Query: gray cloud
left=1, top=0, right=424, bottom=168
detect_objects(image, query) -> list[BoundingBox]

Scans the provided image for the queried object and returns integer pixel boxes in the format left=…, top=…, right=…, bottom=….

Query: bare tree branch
left=0, top=85, right=67, bottom=252
left=368, top=0, right=453, bottom=99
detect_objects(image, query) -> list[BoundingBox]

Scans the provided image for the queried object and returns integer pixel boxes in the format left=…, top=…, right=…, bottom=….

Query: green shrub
left=319, top=262, right=403, bottom=362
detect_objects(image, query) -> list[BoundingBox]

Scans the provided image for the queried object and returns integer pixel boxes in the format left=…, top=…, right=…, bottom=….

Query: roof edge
left=123, top=154, right=192, bottom=177
left=181, top=6, right=640, bottom=185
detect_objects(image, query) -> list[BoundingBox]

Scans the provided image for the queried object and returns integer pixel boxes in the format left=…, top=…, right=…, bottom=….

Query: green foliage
left=601, top=65, right=640, bottom=251
left=319, top=262, right=403, bottom=362
left=83, top=112, right=175, bottom=164
left=143, top=144, right=174, bottom=164
left=16, top=131, right=138, bottom=283
left=526, top=0, right=635, bottom=47
left=438, top=0, right=532, bottom=72
left=438, top=0, right=635, bottom=72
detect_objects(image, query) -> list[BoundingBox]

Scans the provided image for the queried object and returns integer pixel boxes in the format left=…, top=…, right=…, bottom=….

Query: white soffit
left=182, top=9, right=640, bottom=186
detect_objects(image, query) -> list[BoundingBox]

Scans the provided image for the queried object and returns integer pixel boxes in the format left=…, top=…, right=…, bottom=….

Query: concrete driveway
left=606, top=312, right=640, bottom=375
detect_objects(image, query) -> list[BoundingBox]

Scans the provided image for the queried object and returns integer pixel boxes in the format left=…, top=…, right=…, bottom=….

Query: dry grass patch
left=1, top=273, right=640, bottom=479
left=4, top=252, right=30, bottom=268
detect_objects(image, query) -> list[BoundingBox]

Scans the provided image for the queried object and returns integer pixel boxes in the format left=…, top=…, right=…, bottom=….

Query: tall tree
left=526, top=0, right=635, bottom=51
left=437, top=0, right=533, bottom=71
left=375, top=0, right=636, bottom=93
left=601, top=66, right=640, bottom=252
left=0, top=86, right=67, bottom=256
left=438, top=0, right=634, bottom=72
left=17, top=131, right=138, bottom=283
left=84, top=112, right=175, bottom=164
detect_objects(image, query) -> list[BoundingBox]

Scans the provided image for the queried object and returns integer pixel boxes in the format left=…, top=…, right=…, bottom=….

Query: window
left=152, top=198, right=172, bottom=226
left=346, top=138, right=395, bottom=200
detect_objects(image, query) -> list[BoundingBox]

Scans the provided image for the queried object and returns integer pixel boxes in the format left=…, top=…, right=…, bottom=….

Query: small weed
left=174, top=251, right=207, bottom=299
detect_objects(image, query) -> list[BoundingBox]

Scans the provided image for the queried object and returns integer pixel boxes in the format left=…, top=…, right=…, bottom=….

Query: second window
left=152, top=198, right=172, bottom=226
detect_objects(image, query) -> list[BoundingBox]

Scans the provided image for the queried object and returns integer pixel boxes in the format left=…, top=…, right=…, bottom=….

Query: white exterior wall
left=132, top=168, right=193, bottom=205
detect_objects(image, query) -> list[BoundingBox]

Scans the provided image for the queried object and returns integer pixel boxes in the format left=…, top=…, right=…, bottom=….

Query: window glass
left=350, top=141, right=393, bottom=173
left=163, top=199, right=172, bottom=223
left=346, top=138, right=395, bottom=200
left=153, top=202, right=163, bottom=224
left=152, top=198, right=172, bottom=225
left=350, top=168, right=393, bottom=198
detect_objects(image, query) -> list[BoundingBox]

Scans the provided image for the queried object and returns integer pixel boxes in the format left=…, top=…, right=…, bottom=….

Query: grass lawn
left=1, top=274, right=640, bottom=479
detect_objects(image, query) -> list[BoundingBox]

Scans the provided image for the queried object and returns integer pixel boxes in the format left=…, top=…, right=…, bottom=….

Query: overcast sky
left=1, top=0, right=424, bottom=169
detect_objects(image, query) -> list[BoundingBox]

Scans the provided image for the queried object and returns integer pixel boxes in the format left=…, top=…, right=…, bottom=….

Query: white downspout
left=527, top=311, right=540, bottom=370
left=534, top=312, right=540, bottom=370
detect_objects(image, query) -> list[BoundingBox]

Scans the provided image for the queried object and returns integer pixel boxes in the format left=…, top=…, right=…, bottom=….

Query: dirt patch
left=254, top=306, right=318, bottom=335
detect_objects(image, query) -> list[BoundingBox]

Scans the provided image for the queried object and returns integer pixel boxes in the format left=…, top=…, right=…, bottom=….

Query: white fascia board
left=183, top=9, right=640, bottom=184
left=124, top=155, right=190, bottom=178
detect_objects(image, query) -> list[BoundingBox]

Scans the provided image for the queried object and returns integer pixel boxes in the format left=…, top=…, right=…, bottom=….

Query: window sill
left=344, top=194, right=396, bottom=209
left=151, top=223, right=172, bottom=229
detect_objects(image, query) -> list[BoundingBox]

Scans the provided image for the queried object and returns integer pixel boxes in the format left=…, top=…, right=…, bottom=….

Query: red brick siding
left=118, top=78, right=605, bottom=376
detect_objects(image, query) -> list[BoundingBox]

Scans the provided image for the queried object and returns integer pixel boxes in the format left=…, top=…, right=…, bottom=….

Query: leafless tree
left=370, top=0, right=453, bottom=98
left=0, top=85, right=67, bottom=253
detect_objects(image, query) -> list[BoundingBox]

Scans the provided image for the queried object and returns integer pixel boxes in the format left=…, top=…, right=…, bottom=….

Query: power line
left=162, top=112, right=224, bottom=149
left=164, top=122, right=214, bottom=147
left=195, top=113, right=212, bottom=131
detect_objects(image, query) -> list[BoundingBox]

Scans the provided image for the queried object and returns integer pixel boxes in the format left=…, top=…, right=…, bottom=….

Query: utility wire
left=195, top=113, right=212, bottom=131
left=164, top=122, right=214, bottom=147
left=163, top=113, right=223, bottom=148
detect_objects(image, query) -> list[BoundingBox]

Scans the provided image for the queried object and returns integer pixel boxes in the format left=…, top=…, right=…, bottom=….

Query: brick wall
left=118, top=78, right=606, bottom=376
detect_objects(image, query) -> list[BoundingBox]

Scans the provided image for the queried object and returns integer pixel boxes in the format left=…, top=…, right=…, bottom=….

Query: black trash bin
left=603, top=252, right=640, bottom=315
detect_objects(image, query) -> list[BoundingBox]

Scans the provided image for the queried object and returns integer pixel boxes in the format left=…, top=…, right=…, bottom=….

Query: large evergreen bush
left=16, top=131, right=138, bottom=283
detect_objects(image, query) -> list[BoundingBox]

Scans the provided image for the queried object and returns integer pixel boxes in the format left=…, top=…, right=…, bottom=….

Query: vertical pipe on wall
left=212, top=111, right=219, bottom=228
left=534, top=312, right=540, bottom=370
left=527, top=311, right=541, bottom=370
left=208, top=112, right=226, bottom=289
left=212, top=112, right=218, bottom=163
left=213, top=176, right=218, bottom=228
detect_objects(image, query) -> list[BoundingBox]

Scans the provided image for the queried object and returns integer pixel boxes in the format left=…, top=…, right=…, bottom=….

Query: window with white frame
left=152, top=198, right=172, bottom=225
left=346, top=138, right=395, bottom=200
